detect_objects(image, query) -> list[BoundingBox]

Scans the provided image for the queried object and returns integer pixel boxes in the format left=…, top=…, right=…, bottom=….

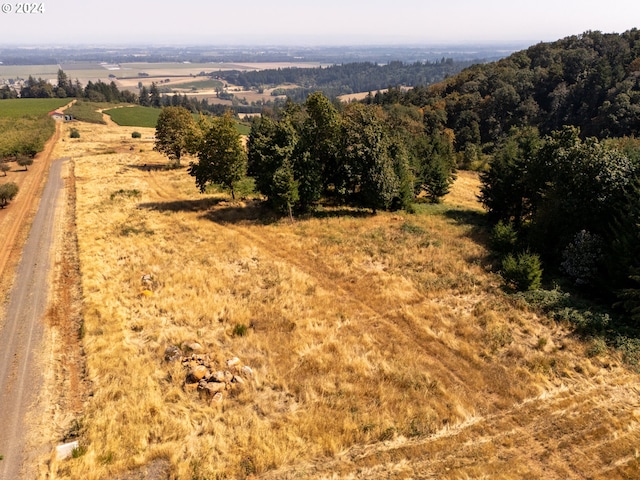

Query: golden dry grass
left=46, top=121, right=640, bottom=479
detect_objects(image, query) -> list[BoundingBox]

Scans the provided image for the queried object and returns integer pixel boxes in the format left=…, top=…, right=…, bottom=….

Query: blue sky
left=1, top=0, right=638, bottom=46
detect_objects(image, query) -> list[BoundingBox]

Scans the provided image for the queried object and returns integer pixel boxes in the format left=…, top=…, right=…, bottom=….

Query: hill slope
left=41, top=122, right=640, bottom=479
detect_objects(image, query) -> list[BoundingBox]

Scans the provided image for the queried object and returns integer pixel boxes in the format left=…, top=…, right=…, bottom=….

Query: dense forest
left=369, top=29, right=640, bottom=151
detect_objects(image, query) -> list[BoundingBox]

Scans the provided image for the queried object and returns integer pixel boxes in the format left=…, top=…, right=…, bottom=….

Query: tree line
left=154, top=93, right=457, bottom=215
left=217, top=59, right=473, bottom=102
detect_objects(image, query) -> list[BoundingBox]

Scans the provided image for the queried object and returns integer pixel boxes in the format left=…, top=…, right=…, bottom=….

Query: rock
left=184, top=381, right=199, bottom=392
left=241, top=365, right=253, bottom=377
left=187, top=342, right=204, bottom=352
left=212, top=392, right=223, bottom=403
left=212, top=371, right=226, bottom=382
left=190, top=365, right=208, bottom=381
left=232, top=375, right=245, bottom=385
left=202, top=382, right=226, bottom=394
left=224, top=371, right=234, bottom=383
left=164, top=345, right=182, bottom=362
left=226, top=357, right=240, bottom=367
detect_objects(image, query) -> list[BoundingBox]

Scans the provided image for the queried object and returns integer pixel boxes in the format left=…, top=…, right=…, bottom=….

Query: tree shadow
left=139, top=197, right=225, bottom=213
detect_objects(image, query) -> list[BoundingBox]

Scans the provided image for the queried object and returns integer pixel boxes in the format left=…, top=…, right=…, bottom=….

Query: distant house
left=48, top=110, right=65, bottom=121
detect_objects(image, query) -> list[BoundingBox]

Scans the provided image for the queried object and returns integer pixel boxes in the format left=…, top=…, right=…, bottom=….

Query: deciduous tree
left=188, top=112, right=247, bottom=199
left=154, top=106, right=196, bottom=166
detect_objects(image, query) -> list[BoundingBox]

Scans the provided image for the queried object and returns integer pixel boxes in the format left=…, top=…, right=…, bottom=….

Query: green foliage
left=188, top=112, right=247, bottom=199
left=0, top=162, right=10, bottom=176
left=16, top=156, right=33, bottom=170
left=107, top=106, right=161, bottom=128
left=491, top=220, right=518, bottom=254
left=131, top=131, right=142, bottom=139
left=232, top=323, right=248, bottom=337
left=0, top=116, right=55, bottom=159
left=154, top=106, right=197, bottom=164
left=501, top=251, right=543, bottom=291
left=69, top=128, right=80, bottom=139
left=0, top=182, right=19, bottom=208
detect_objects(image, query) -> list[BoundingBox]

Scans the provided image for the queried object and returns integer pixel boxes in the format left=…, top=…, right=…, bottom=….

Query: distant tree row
left=218, top=60, right=473, bottom=102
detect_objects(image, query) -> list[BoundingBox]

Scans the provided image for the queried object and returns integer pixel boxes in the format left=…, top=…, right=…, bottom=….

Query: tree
left=340, top=104, right=400, bottom=212
left=247, top=114, right=298, bottom=208
left=0, top=162, right=10, bottom=176
left=0, top=182, right=19, bottom=208
left=150, top=82, right=162, bottom=108
left=296, top=92, right=341, bottom=206
left=16, top=156, right=33, bottom=171
left=188, top=112, right=247, bottom=199
left=154, top=106, right=196, bottom=166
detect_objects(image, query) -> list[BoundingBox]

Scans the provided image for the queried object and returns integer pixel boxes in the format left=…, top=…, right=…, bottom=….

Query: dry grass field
left=43, top=120, right=640, bottom=479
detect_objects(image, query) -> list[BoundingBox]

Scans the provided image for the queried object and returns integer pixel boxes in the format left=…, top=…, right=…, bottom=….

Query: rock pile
left=164, top=346, right=254, bottom=404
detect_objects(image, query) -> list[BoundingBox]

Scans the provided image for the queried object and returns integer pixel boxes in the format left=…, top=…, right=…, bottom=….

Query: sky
left=1, top=0, right=639, bottom=46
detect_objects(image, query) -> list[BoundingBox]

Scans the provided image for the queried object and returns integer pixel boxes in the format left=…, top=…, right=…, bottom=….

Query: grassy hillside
left=104, top=106, right=161, bottom=128
left=45, top=121, right=640, bottom=479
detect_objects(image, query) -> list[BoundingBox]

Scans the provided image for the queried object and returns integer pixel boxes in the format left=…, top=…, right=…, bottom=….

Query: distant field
left=171, top=79, right=224, bottom=91
left=104, top=106, right=160, bottom=128
left=0, top=98, right=69, bottom=117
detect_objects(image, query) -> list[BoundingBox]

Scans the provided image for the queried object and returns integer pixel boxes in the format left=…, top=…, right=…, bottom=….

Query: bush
left=501, top=251, right=543, bottom=291
left=0, top=182, right=19, bottom=208
left=491, top=220, right=518, bottom=254
left=70, top=128, right=80, bottom=139
left=131, top=131, right=142, bottom=139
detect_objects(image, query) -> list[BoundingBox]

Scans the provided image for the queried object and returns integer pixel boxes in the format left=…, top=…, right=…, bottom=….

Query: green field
left=104, top=106, right=160, bottom=128
left=0, top=98, right=70, bottom=118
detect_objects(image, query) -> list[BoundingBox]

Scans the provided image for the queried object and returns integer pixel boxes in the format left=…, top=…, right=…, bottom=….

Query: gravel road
left=0, top=157, right=68, bottom=479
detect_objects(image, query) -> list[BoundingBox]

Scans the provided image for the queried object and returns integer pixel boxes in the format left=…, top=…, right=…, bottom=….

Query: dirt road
left=0, top=157, right=68, bottom=479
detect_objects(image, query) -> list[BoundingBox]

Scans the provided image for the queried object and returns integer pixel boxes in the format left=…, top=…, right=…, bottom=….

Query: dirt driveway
left=0, top=134, right=68, bottom=478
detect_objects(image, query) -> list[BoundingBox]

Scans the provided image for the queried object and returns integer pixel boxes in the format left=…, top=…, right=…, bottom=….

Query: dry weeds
left=45, top=121, right=640, bottom=479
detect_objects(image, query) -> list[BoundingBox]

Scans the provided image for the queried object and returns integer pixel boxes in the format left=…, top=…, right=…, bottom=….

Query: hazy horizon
left=0, top=0, right=637, bottom=47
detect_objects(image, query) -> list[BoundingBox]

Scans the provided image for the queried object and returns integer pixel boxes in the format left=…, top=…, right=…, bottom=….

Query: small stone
left=187, top=342, right=204, bottom=352
left=226, top=357, right=240, bottom=367
left=241, top=365, right=253, bottom=377
left=224, top=371, right=234, bottom=382
left=204, top=382, right=226, bottom=394
left=190, top=365, right=208, bottom=381
left=164, top=345, right=181, bottom=362
left=232, top=375, right=245, bottom=385
left=212, top=371, right=226, bottom=382
left=212, top=392, right=223, bottom=403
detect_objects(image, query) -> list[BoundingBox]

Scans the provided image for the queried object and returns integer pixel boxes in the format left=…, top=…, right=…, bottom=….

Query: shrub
left=131, top=131, right=142, bottom=139
left=232, top=323, right=248, bottom=337
left=0, top=182, right=19, bottom=208
left=70, top=128, right=80, bottom=138
left=0, top=162, right=10, bottom=176
left=491, top=220, right=518, bottom=254
left=501, top=251, right=543, bottom=291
